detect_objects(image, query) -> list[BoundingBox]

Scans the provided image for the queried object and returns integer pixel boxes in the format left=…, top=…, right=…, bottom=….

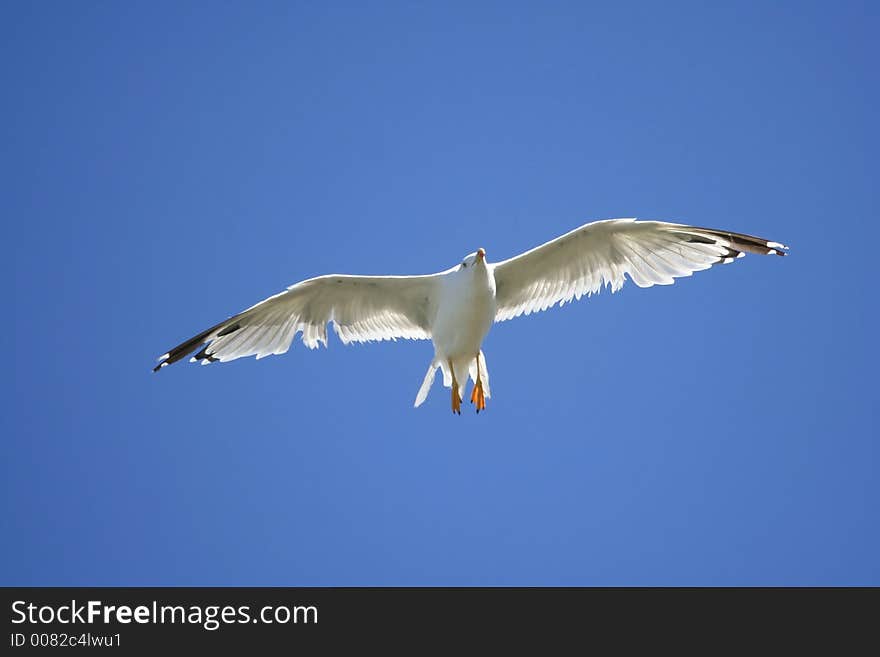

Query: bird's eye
left=461, top=262, right=467, bottom=268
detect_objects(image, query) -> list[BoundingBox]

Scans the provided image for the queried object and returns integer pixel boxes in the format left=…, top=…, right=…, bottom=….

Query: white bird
left=154, top=218, right=787, bottom=413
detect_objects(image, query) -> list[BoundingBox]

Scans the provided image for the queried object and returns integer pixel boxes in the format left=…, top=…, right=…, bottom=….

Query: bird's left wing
left=493, top=218, right=787, bottom=322
left=154, top=273, right=438, bottom=371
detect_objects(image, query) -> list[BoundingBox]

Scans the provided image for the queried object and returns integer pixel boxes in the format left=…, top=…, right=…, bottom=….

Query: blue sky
left=3, top=1, right=878, bottom=585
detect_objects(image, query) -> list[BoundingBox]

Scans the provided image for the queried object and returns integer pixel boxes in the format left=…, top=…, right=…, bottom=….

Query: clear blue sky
left=4, top=1, right=877, bottom=585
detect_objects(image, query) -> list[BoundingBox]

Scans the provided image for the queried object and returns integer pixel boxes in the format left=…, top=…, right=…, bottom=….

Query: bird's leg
left=470, top=353, right=486, bottom=413
left=449, top=358, right=461, bottom=415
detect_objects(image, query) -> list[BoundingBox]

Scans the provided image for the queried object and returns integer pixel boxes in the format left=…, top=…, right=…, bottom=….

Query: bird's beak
left=477, top=248, right=486, bottom=261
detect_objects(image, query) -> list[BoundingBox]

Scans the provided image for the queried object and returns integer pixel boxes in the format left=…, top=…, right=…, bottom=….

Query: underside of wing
left=493, top=219, right=788, bottom=322
left=154, top=273, right=437, bottom=371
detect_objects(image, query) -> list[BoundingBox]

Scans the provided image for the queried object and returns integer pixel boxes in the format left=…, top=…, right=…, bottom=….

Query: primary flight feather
left=154, top=218, right=788, bottom=413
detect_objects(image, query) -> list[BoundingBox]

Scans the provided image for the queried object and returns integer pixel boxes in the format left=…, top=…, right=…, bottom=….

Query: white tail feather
left=414, top=362, right=438, bottom=407
left=479, top=351, right=490, bottom=398
left=468, top=351, right=491, bottom=398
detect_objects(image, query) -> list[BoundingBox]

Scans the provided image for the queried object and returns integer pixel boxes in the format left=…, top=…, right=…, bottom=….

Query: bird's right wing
left=154, top=273, right=439, bottom=371
left=493, top=219, right=787, bottom=322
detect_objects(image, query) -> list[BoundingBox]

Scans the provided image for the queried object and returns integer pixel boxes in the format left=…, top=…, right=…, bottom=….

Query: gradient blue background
left=4, top=2, right=877, bottom=585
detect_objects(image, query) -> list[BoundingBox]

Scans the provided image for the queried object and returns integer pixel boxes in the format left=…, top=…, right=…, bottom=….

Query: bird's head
left=459, top=247, right=486, bottom=271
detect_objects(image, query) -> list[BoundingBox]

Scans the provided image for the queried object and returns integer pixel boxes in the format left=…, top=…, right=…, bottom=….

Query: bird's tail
left=414, top=352, right=491, bottom=408
left=414, top=361, right=438, bottom=408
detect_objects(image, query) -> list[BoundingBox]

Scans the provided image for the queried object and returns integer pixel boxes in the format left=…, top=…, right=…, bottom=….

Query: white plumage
left=155, top=218, right=787, bottom=412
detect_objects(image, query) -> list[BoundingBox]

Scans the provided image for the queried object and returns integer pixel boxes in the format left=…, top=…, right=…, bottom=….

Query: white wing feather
left=155, top=274, right=438, bottom=370
left=493, top=219, right=787, bottom=322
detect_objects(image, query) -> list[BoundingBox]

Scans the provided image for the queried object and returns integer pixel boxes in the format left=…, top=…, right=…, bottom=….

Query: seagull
left=154, top=218, right=787, bottom=413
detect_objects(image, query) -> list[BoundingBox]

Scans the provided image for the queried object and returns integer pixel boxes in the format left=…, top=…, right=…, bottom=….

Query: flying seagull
left=154, top=218, right=787, bottom=413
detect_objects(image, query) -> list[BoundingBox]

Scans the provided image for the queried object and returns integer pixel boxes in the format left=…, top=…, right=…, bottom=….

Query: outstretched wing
left=154, top=274, right=438, bottom=371
left=493, top=218, right=787, bottom=322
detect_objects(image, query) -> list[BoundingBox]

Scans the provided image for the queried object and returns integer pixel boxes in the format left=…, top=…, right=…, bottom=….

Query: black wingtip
left=152, top=315, right=241, bottom=373
left=682, top=226, right=790, bottom=259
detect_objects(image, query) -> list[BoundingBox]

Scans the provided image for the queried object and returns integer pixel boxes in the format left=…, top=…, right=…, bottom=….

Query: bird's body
left=432, top=252, right=496, bottom=361
left=420, top=248, right=496, bottom=411
left=155, top=218, right=788, bottom=413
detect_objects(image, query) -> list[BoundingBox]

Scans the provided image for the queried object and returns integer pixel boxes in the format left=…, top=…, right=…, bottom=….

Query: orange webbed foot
left=471, top=379, right=486, bottom=413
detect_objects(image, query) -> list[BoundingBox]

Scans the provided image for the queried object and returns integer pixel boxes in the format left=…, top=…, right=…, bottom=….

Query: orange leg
left=449, top=359, right=461, bottom=415
left=469, top=355, right=487, bottom=413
